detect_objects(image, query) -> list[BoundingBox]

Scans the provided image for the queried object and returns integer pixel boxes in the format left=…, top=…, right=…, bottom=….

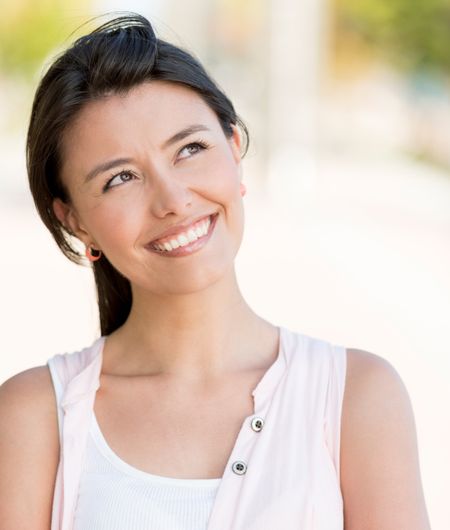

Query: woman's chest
left=93, top=372, right=264, bottom=479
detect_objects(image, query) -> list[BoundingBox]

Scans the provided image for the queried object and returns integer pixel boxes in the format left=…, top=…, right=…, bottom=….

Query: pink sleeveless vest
left=47, top=325, right=347, bottom=529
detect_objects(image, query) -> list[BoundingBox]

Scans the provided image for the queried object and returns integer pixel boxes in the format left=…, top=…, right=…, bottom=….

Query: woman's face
left=54, top=80, right=244, bottom=295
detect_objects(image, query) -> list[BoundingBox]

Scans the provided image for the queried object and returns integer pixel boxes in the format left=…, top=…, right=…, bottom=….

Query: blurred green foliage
left=0, top=0, right=92, bottom=78
left=335, top=0, right=450, bottom=74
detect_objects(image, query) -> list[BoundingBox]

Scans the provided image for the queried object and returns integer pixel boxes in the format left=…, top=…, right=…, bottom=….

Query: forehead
left=59, top=81, right=222, bottom=183
left=66, top=81, right=218, bottom=135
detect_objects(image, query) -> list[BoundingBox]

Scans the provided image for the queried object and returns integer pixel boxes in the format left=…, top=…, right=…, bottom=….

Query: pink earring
left=240, top=182, right=247, bottom=197
left=85, top=245, right=102, bottom=262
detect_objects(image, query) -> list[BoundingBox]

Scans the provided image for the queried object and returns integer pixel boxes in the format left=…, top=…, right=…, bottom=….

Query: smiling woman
left=0, top=12, right=431, bottom=530
left=52, top=79, right=245, bottom=304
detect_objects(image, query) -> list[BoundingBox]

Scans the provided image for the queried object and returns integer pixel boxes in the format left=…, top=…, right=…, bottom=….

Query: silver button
left=251, top=416, right=264, bottom=432
left=231, top=461, right=247, bottom=475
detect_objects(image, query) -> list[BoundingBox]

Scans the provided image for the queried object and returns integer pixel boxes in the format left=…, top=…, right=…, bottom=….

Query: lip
left=148, top=213, right=215, bottom=244
left=146, top=213, right=218, bottom=257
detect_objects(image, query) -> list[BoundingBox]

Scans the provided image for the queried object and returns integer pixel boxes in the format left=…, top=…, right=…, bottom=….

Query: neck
left=103, top=267, right=276, bottom=381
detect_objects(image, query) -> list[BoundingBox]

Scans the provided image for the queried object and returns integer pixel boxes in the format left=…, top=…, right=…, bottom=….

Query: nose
left=148, top=171, right=193, bottom=218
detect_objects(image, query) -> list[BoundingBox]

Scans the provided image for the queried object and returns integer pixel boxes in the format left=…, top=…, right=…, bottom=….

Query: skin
left=0, top=80, right=431, bottom=528
left=341, top=349, right=431, bottom=529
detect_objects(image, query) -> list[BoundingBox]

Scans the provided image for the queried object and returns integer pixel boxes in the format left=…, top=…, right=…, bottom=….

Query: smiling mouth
left=146, top=213, right=218, bottom=257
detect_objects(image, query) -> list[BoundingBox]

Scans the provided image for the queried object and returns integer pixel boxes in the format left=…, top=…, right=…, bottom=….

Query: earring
left=85, top=245, right=102, bottom=262
left=239, top=182, right=247, bottom=197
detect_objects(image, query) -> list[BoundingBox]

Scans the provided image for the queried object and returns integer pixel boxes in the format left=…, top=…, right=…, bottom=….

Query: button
left=231, top=460, right=247, bottom=475
left=251, top=416, right=264, bottom=432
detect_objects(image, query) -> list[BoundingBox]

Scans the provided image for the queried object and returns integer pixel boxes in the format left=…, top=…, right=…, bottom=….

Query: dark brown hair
left=26, top=13, right=249, bottom=336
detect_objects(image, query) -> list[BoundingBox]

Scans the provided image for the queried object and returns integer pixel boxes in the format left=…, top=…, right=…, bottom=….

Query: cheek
left=201, top=154, right=240, bottom=202
left=83, top=201, right=143, bottom=251
left=204, top=162, right=244, bottom=247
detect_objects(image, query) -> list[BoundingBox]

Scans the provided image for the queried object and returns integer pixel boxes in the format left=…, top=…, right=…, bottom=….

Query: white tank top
left=50, top=359, right=220, bottom=530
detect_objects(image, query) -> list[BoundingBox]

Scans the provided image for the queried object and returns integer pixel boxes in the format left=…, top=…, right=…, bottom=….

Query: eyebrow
left=161, top=124, right=211, bottom=150
left=83, top=124, right=211, bottom=184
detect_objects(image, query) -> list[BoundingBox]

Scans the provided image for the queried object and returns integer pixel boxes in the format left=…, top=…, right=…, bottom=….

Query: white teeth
left=187, top=229, right=198, bottom=243
left=152, top=215, right=214, bottom=252
left=177, top=234, right=189, bottom=246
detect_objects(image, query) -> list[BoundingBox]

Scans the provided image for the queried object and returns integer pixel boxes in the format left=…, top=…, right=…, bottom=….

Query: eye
left=178, top=140, right=211, bottom=161
left=103, top=169, right=136, bottom=192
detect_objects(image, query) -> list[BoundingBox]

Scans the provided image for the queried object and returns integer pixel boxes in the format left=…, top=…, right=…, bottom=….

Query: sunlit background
left=1, top=0, right=448, bottom=527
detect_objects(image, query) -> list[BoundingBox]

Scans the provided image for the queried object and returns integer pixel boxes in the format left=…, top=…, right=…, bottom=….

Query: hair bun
left=72, top=12, right=158, bottom=88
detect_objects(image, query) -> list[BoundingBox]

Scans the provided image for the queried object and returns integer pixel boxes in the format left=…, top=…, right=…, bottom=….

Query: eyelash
left=102, top=139, right=212, bottom=192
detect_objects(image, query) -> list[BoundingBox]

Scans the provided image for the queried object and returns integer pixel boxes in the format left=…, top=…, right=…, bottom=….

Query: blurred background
left=0, top=0, right=448, bottom=526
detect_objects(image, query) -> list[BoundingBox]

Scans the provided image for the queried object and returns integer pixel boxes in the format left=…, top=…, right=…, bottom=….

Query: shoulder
left=0, top=363, right=60, bottom=456
left=341, top=348, right=431, bottom=529
left=344, top=347, right=402, bottom=393
left=0, top=366, right=59, bottom=528
left=0, top=365, right=57, bottom=419
left=342, top=348, right=419, bottom=437
left=0, top=364, right=57, bottom=416
left=1, top=363, right=54, bottom=393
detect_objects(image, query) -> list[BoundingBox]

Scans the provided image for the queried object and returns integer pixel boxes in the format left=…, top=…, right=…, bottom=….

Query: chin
left=168, top=263, right=231, bottom=295
left=122, top=237, right=241, bottom=296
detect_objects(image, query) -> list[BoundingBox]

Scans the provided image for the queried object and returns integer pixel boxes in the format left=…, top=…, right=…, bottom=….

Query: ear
left=228, top=124, right=242, bottom=167
left=52, top=198, right=91, bottom=245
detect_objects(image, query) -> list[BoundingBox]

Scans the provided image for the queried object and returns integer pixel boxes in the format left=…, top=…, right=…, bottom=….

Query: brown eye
left=178, top=140, right=210, bottom=160
left=103, top=170, right=136, bottom=192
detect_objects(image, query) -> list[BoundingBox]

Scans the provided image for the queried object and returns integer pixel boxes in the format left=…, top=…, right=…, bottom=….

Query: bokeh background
left=1, top=0, right=448, bottom=527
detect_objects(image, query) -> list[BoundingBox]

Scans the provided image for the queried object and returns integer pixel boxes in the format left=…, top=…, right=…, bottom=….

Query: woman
left=0, top=13, right=430, bottom=530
